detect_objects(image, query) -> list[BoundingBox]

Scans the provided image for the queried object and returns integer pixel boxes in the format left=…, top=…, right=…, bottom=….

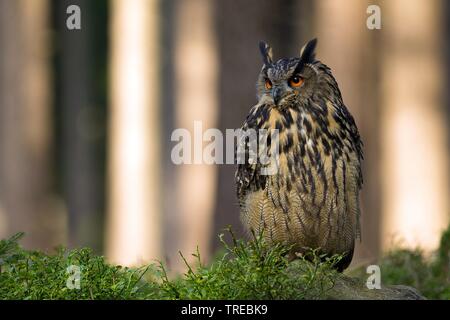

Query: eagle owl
left=235, top=39, right=363, bottom=271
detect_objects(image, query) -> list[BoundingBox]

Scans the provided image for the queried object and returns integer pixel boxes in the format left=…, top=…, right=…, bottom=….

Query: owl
left=235, top=39, right=363, bottom=271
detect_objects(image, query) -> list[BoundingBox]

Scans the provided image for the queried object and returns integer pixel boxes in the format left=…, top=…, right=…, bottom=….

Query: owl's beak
left=272, top=87, right=283, bottom=105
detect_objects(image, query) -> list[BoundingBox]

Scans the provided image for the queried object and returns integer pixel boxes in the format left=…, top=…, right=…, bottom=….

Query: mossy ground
left=0, top=226, right=449, bottom=300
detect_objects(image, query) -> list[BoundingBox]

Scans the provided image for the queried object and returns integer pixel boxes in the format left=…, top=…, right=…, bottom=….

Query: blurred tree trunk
left=170, top=0, right=219, bottom=270
left=106, top=0, right=162, bottom=265
left=160, top=0, right=178, bottom=269
left=54, top=0, right=107, bottom=252
left=314, top=0, right=382, bottom=266
left=380, top=0, right=449, bottom=251
left=0, top=0, right=64, bottom=249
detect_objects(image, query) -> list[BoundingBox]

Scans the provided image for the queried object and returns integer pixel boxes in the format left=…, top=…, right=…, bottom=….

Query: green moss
left=157, top=228, right=341, bottom=300
left=0, top=229, right=340, bottom=300
left=0, top=233, right=160, bottom=299
left=1, top=225, right=449, bottom=300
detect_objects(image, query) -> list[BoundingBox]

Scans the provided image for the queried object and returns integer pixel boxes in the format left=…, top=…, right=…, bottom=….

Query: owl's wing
left=235, top=160, right=255, bottom=199
left=347, top=112, right=364, bottom=188
left=235, top=121, right=257, bottom=199
left=339, top=104, right=364, bottom=240
left=235, top=103, right=267, bottom=200
left=337, top=103, right=364, bottom=188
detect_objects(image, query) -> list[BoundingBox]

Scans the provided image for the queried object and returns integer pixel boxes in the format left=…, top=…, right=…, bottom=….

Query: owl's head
left=256, top=38, right=330, bottom=108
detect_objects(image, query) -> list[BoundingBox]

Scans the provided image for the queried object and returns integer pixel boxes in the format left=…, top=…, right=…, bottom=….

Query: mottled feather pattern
left=236, top=40, right=363, bottom=271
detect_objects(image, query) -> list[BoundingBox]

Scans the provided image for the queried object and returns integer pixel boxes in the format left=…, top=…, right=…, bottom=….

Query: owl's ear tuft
left=259, top=41, right=273, bottom=65
left=299, top=38, right=317, bottom=64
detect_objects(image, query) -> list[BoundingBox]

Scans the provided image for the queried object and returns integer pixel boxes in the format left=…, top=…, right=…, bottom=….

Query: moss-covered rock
left=326, top=274, right=425, bottom=300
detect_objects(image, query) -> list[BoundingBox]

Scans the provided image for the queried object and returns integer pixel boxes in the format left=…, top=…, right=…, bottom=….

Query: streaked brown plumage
left=235, top=39, right=363, bottom=271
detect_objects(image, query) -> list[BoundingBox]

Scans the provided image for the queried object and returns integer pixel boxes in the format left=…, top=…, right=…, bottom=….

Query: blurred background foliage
left=350, top=225, right=450, bottom=299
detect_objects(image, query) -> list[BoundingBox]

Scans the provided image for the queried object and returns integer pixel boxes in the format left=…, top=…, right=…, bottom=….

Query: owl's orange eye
left=289, top=76, right=304, bottom=88
left=264, top=79, right=272, bottom=90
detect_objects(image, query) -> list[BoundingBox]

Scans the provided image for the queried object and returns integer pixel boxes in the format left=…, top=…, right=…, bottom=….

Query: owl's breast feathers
left=235, top=96, right=363, bottom=264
